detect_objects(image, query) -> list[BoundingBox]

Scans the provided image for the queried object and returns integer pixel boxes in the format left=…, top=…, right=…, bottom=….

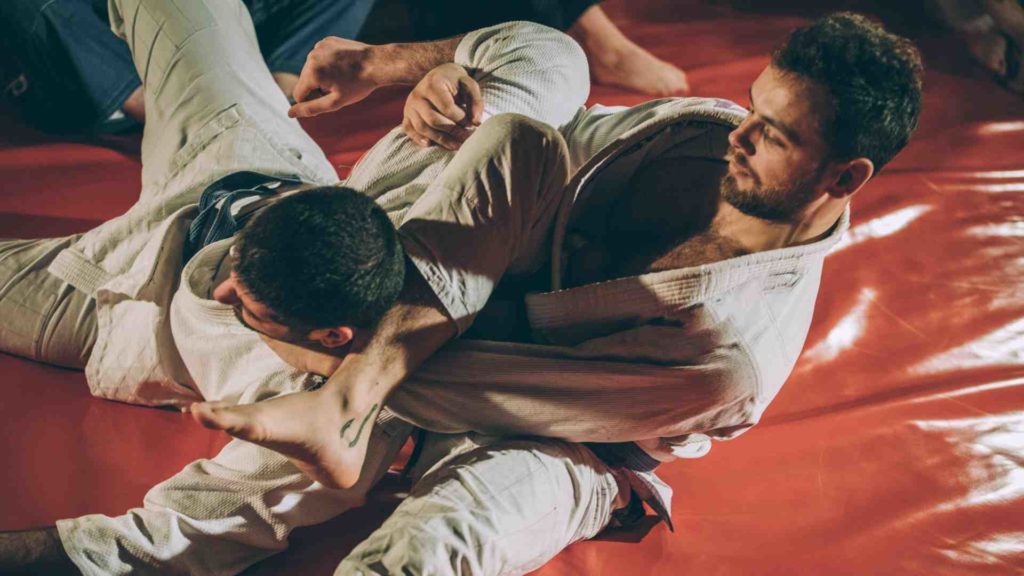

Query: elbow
left=499, top=21, right=590, bottom=99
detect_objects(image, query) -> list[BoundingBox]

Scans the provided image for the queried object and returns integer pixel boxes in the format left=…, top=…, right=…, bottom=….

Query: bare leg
left=983, top=0, right=1024, bottom=92
left=984, top=0, right=1024, bottom=39
left=569, top=5, right=690, bottom=96
left=272, top=72, right=300, bottom=103
left=964, top=28, right=1009, bottom=78
left=120, top=85, right=146, bottom=122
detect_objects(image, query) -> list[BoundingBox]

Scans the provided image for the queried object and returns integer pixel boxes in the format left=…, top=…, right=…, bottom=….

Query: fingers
left=189, top=401, right=238, bottom=431
left=288, top=91, right=344, bottom=118
left=291, top=70, right=321, bottom=108
left=403, top=81, right=482, bottom=149
left=405, top=107, right=472, bottom=150
left=428, top=84, right=468, bottom=126
left=458, top=76, right=484, bottom=126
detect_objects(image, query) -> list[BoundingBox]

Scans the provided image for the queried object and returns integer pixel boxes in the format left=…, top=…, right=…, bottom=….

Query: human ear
left=212, top=276, right=241, bottom=305
left=308, top=326, right=355, bottom=349
left=827, top=158, right=874, bottom=199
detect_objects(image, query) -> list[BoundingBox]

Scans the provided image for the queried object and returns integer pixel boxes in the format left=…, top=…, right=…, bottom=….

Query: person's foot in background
left=569, top=4, right=690, bottom=96
left=981, top=0, right=1024, bottom=93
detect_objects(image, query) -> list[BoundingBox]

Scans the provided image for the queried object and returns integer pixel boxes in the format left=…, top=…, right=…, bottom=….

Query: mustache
left=726, top=148, right=751, bottom=170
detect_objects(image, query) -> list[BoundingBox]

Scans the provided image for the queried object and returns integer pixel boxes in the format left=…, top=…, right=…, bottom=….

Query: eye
left=762, top=127, right=784, bottom=147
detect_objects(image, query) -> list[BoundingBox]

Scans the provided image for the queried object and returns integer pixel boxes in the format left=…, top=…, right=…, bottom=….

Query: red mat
left=2, top=2, right=1023, bottom=574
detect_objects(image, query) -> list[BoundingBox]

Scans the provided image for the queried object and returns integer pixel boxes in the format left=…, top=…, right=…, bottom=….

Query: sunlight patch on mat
left=800, top=288, right=876, bottom=364
left=830, top=205, right=930, bottom=253
left=910, top=317, right=1024, bottom=375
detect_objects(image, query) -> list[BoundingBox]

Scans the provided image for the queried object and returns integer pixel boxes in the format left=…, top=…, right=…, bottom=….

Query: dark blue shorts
left=0, top=0, right=376, bottom=132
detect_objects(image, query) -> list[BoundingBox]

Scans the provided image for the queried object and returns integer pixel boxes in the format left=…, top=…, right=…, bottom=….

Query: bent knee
left=477, top=113, right=567, bottom=155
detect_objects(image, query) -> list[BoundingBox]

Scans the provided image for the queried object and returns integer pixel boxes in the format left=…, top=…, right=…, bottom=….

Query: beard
left=720, top=157, right=820, bottom=223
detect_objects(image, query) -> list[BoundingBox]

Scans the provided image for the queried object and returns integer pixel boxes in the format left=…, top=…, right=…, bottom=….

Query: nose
left=728, top=116, right=756, bottom=156
left=212, top=277, right=241, bottom=305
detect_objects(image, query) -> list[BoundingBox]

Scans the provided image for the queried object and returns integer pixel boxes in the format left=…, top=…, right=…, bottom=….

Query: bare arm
left=324, top=259, right=455, bottom=428
left=0, top=528, right=78, bottom=575
left=287, top=35, right=464, bottom=118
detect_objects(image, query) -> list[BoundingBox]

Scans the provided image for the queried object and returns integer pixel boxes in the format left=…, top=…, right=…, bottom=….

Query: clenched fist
left=403, top=63, right=484, bottom=150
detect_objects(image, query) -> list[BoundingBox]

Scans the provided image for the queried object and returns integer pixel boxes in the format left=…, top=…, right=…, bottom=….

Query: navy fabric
left=0, top=0, right=377, bottom=132
left=407, top=0, right=601, bottom=39
left=585, top=442, right=661, bottom=473
left=0, top=0, right=140, bottom=132
left=248, top=0, right=378, bottom=75
left=183, top=171, right=302, bottom=263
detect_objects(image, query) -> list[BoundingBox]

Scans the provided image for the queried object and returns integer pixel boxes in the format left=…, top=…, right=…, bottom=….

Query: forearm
left=324, top=259, right=456, bottom=415
left=0, top=528, right=78, bottom=575
left=364, top=36, right=465, bottom=87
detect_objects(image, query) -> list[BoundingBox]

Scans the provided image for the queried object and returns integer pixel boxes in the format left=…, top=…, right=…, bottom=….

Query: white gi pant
left=0, top=0, right=621, bottom=573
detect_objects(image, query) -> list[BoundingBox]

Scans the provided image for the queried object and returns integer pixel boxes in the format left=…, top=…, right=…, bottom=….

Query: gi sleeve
left=388, top=333, right=761, bottom=465
left=454, top=20, right=590, bottom=129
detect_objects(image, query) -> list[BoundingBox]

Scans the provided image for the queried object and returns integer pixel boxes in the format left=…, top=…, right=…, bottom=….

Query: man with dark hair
left=0, top=0, right=589, bottom=570
left=232, top=187, right=406, bottom=337
left=771, top=13, right=923, bottom=172
left=198, top=10, right=924, bottom=487
left=182, top=10, right=923, bottom=576
left=0, top=4, right=923, bottom=575
left=187, top=10, right=925, bottom=575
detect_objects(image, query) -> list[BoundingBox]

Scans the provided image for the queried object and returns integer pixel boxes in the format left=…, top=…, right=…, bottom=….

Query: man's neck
left=712, top=200, right=840, bottom=253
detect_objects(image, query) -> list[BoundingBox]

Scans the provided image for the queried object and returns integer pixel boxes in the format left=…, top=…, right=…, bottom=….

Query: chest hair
left=644, top=228, right=749, bottom=273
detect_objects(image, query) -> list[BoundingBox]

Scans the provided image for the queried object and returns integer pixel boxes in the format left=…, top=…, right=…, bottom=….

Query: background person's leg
left=251, top=0, right=378, bottom=75
left=406, top=0, right=600, bottom=40
left=337, top=436, right=620, bottom=576
left=250, top=0, right=378, bottom=99
left=0, top=0, right=141, bottom=132
left=0, top=237, right=96, bottom=369
left=105, top=0, right=337, bottom=194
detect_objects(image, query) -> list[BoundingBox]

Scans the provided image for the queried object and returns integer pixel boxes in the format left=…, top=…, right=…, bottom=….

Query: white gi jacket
left=46, top=16, right=846, bottom=531
left=386, top=97, right=849, bottom=522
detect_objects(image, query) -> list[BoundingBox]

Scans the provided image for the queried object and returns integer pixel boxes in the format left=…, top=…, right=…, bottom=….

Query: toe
left=190, top=402, right=255, bottom=437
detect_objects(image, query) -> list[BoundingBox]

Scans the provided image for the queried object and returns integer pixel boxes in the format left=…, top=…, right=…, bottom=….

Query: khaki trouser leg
left=106, top=0, right=335, bottom=193
left=398, top=113, right=571, bottom=334
left=0, top=237, right=96, bottom=368
left=337, top=435, right=620, bottom=576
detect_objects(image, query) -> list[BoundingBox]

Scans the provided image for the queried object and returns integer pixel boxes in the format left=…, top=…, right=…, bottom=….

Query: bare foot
left=190, top=388, right=379, bottom=489
left=965, top=30, right=1009, bottom=77
left=569, top=5, right=690, bottom=97
left=589, top=42, right=691, bottom=97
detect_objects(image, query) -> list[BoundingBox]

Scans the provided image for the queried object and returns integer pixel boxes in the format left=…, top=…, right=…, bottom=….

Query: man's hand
left=403, top=63, right=484, bottom=150
left=288, top=36, right=377, bottom=118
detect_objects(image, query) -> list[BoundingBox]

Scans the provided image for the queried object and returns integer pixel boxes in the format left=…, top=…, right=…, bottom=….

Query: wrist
left=363, top=43, right=413, bottom=87
left=364, top=36, right=464, bottom=86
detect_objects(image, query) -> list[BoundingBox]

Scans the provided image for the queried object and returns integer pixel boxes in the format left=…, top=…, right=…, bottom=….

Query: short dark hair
left=772, top=12, right=924, bottom=171
left=235, top=186, right=405, bottom=331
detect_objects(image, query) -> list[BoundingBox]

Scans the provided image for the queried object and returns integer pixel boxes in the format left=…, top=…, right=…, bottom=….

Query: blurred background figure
left=0, top=0, right=378, bottom=134
left=930, top=0, right=1024, bottom=94
left=0, top=0, right=688, bottom=136
left=405, top=1, right=690, bottom=96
